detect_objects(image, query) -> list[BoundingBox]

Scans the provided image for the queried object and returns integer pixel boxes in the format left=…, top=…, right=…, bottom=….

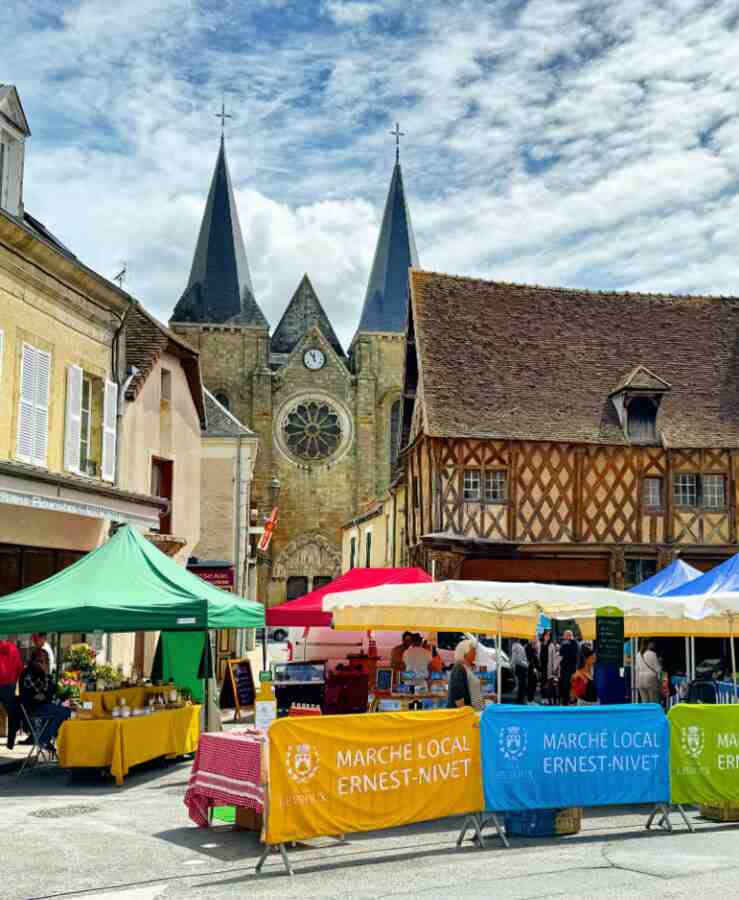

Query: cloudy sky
left=4, top=0, right=739, bottom=349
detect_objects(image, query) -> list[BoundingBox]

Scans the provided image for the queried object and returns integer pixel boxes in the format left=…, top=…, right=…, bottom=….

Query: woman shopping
left=636, top=639, right=662, bottom=703
left=570, top=645, right=598, bottom=706
left=447, top=639, right=493, bottom=710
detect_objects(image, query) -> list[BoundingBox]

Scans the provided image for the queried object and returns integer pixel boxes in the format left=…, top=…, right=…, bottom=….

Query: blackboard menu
left=596, top=613, right=625, bottom=668
left=219, top=658, right=255, bottom=713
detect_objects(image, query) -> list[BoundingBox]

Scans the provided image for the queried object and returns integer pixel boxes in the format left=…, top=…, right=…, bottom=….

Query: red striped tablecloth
left=184, top=730, right=265, bottom=828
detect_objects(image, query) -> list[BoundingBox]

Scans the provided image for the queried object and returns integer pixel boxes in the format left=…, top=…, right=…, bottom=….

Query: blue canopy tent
left=629, top=559, right=702, bottom=597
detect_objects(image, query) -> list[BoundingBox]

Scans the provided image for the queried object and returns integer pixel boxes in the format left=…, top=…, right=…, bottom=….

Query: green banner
left=669, top=704, right=739, bottom=804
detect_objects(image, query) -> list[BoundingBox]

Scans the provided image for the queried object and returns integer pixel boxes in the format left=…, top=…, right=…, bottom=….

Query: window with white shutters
left=64, top=364, right=83, bottom=474
left=17, top=343, right=51, bottom=467
left=101, top=379, right=118, bottom=482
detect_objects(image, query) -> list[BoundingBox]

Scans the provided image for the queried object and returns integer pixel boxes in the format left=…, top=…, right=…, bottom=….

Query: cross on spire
left=215, top=100, right=233, bottom=139
left=390, top=122, right=404, bottom=163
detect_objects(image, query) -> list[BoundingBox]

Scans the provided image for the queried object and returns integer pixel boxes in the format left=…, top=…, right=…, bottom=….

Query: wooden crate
left=555, top=807, right=582, bottom=835
left=700, top=803, right=739, bottom=822
left=234, top=805, right=263, bottom=832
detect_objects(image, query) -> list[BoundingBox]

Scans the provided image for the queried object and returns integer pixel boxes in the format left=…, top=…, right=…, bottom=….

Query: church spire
left=355, top=149, right=419, bottom=336
left=171, top=137, right=268, bottom=327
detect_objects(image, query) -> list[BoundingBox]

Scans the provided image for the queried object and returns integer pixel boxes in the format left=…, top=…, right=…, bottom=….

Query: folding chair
left=16, top=705, right=58, bottom=778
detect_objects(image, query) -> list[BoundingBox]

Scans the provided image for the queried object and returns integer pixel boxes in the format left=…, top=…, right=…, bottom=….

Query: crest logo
left=286, top=743, right=320, bottom=783
left=681, top=725, right=705, bottom=760
left=499, top=725, right=527, bottom=760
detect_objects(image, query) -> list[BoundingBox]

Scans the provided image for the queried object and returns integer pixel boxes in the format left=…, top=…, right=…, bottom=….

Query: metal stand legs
left=456, top=813, right=509, bottom=849
left=255, top=843, right=294, bottom=876
left=645, top=803, right=693, bottom=833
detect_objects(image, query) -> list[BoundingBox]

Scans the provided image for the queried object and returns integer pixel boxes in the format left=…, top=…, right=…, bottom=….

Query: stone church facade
left=170, top=138, right=417, bottom=605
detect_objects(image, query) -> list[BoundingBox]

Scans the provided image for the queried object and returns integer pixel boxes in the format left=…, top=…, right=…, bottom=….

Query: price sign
left=595, top=606, right=625, bottom=669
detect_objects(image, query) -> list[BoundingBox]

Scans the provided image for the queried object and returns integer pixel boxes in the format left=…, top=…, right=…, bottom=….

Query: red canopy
left=266, top=567, right=432, bottom=628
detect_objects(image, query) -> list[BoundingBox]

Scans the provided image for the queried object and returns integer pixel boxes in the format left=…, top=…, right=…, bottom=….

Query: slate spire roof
left=355, top=160, right=419, bottom=335
left=171, top=138, right=268, bottom=328
left=271, top=273, right=344, bottom=357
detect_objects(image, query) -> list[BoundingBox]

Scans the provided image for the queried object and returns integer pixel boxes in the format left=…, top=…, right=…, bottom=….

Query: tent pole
left=729, top=615, right=737, bottom=701
left=496, top=630, right=502, bottom=704
left=632, top=636, right=638, bottom=703
left=691, top=636, right=696, bottom=682
left=684, top=636, right=690, bottom=684
left=262, top=627, right=268, bottom=672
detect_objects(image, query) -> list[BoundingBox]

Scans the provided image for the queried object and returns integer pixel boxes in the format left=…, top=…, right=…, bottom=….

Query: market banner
left=669, top=703, right=739, bottom=805
left=265, top=708, right=483, bottom=845
left=481, top=704, right=669, bottom=811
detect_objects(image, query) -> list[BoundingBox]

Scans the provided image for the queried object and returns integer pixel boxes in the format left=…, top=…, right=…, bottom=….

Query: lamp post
left=262, top=475, right=281, bottom=670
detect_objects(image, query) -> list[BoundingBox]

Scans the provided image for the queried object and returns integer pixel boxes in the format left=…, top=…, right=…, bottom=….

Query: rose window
left=282, top=401, right=343, bottom=461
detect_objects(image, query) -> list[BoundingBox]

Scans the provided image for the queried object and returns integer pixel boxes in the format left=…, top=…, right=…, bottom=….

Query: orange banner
left=266, top=708, right=482, bottom=845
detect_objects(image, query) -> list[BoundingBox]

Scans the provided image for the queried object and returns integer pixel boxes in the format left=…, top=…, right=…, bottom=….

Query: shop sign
left=0, top=486, right=157, bottom=529
left=266, top=708, right=483, bottom=845
left=189, top=566, right=234, bottom=592
left=669, top=704, right=739, bottom=805
left=481, top=704, right=669, bottom=811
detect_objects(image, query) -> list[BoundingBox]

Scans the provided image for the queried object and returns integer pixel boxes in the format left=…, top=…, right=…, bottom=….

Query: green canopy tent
left=0, top=525, right=264, bottom=633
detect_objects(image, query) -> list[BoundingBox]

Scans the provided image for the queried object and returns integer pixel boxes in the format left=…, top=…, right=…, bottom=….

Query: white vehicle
left=285, top=626, right=511, bottom=674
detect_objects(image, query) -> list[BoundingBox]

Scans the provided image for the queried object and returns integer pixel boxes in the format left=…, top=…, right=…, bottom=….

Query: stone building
left=400, top=270, right=739, bottom=588
left=169, top=137, right=418, bottom=605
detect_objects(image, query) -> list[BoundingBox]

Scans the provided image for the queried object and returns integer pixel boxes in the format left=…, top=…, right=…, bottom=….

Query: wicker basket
left=555, top=807, right=583, bottom=835
left=700, top=803, right=739, bottom=822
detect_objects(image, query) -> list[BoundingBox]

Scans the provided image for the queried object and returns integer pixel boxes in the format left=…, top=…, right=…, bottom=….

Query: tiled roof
left=355, top=161, right=419, bottom=336
left=125, top=304, right=206, bottom=427
left=271, top=274, right=344, bottom=357
left=202, top=388, right=253, bottom=437
left=170, top=138, right=268, bottom=328
left=409, top=270, right=739, bottom=448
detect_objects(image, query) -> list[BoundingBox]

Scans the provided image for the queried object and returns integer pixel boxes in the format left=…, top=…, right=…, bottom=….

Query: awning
left=266, top=567, right=432, bottom=627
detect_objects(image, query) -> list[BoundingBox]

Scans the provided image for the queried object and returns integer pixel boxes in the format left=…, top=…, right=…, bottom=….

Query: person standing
left=539, top=631, right=554, bottom=703
left=390, top=632, right=413, bottom=673
left=19, top=649, right=70, bottom=747
left=510, top=638, right=529, bottom=705
left=547, top=639, right=561, bottom=705
left=526, top=639, right=539, bottom=702
left=636, top=639, right=662, bottom=703
left=571, top=645, right=598, bottom=705
left=403, top=633, right=432, bottom=673
left=32, top=633, right=55, bottom=674
left=558, top=630, right=578, bottom=706
left=447, top=639, right=490, bottom=709
left=0, top=638, right=23, bottom=750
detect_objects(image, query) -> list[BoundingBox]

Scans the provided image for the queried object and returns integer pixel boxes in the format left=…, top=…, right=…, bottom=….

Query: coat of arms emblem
left=499, top=725, right=527, bottom=760
left=286, top=743, right=320, bottom=783
left=681, top=725, right=705, bottom=760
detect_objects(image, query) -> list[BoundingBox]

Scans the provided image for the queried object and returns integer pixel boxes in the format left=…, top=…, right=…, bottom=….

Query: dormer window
left=626, top=396, right=658, bottom=443
left=610, top=365, right=671, bottom=446
left=0, top=85, right=31, bottom=218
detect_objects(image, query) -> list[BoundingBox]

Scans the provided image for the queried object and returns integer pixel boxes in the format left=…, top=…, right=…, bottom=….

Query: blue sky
left=3, top=0, right=739, bottom=348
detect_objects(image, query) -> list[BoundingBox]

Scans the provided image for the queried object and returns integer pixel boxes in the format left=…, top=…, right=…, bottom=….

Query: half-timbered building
left=401, top=271, right=739, bottom=588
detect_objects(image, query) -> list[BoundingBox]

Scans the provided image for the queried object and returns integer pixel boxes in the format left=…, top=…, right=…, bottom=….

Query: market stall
left=0, top=525, right=264, bottom=782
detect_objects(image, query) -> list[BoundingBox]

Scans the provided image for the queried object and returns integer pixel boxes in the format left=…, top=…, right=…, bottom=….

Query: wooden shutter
left=64, top=364, right=83, bottom=474
left=32, top=348, right=51, bottom=467
left=101, top=379, right=118, bottom=482
left=17, top=343, right=37, bottom=463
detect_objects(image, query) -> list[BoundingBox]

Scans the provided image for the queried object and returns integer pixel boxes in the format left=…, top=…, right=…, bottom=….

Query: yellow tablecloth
left=79, top=686, right=169, bottom=718
left=57, top=705, right=200, bottom=785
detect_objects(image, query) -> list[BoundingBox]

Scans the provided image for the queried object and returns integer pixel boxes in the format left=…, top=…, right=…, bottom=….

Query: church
left=169, top=136, right=417, bottom=606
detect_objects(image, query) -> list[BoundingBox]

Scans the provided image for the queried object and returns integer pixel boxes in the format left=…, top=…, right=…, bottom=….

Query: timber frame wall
left=404, top=436, right=739, bottom=585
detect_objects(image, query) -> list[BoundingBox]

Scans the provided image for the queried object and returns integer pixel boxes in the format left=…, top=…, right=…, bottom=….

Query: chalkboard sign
left=219, top=658, right=256, bottom=720
left=596, top=608, right=625, bottom=669
left=375, top=667, right=393, bottom=692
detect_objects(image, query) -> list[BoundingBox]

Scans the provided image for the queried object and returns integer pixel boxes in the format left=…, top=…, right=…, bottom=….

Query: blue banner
left=481, top=704, right=669, bottom=811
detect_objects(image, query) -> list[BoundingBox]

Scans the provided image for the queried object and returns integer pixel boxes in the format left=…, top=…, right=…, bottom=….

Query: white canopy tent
left=325, top=580, right=692, bottom=700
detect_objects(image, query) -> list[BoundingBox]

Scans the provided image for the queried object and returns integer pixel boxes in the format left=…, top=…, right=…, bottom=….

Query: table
left=57, top=705, right=200, bottom=785
left=79, top=686, right=170, bottom=718
left=184, top=730, right=266, bottom=828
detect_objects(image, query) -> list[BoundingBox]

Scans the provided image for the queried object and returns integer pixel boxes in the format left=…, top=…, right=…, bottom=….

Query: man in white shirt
left=403, top=634, right=432, bottom=673
left=32, top=633, right=55, bottom=674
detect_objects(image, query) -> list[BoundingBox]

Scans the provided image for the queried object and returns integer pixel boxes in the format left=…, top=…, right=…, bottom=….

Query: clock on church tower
left=303, top=348, right=325, bottom=370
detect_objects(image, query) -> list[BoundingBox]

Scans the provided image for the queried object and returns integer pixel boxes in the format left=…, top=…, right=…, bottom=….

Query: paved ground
left=2, top=758, right=739, bottom=900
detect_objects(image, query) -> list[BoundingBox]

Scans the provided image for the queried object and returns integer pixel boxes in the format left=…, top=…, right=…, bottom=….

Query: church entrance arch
left=271, top=533, right=341, bottom=605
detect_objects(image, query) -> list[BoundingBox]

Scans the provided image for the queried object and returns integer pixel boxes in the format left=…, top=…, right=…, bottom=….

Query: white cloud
left=2, top=0, right=739, bottom=351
